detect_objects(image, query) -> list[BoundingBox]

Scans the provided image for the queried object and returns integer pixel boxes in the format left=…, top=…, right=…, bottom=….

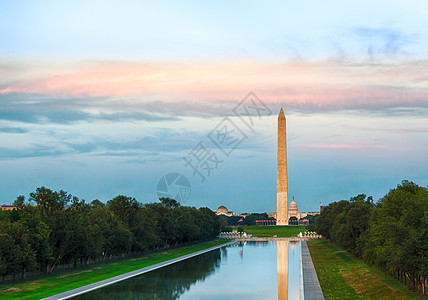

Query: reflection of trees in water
left=220, top=246, right=228, bottom=260
left=74, top=250, right=221, bottom=300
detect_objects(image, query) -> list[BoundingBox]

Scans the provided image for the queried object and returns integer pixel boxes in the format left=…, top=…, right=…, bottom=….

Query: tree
left=306, top=214, right=319, bottom=225
left=363, top=181, right=428, bottom=294
left=1, top=188, right=224, bottom=278
left=314, top=194, right=373, bottom=257
left=159, top=197, right=180, bottom=208
left=131, top=206, right=160, bottom=252
left=226, top=216, right=243, bottom=226
left=196, top=207, right=220, bottom=239
left=289, top=216, right=298, bottom=225
left=30, top=187, right=71, bottom=218
left=107, top=195, right=139, bottom=228
left=331, top=200, right=372, bottom=256
left=242, top=213, right=270, bottom=226
left=0, top=220, right=37, bottom=279
left=315, top=200, right=349, bottom=239
left=19, top=212, right=52, bottom=272
left=176, top=206, right=200, bottom=243
left=0, top=230, right=18, bottom=280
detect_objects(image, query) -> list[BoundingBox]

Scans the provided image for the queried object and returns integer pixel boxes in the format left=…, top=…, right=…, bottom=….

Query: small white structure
left=304, top=231, right=322, bottom=239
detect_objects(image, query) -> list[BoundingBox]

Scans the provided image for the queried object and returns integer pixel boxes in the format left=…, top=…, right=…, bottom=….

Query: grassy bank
left=0, top=239, right=230, bottom=300
left=241, top=225, right=306, bottom=237
left=307, top=239, right=425, bottom=299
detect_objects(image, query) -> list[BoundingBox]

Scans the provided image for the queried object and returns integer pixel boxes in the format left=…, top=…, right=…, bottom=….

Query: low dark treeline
left=315, top=180, right=428, bottom=295
left=219, top=213, right=275, bottom=227
left=0, top=187, right=221, bottom=280
left=220, top=213, right=318, bottom=227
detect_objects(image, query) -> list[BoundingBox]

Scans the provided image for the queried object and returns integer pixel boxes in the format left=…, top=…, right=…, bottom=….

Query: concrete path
left=301, top=240, right=325, bottom=300
left=42, top=240, right=237, bottom=300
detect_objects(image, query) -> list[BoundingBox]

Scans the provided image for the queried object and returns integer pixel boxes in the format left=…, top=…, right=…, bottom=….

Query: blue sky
left=1, top=1, right=427, bottom=213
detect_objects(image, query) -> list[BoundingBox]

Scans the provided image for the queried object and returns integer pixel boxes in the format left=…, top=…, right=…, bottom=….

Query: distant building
left=0, top=204, right=16, bottom=211
left=267, top=212, right=277, bottom=219
left=270, top=197, right=320, bottom=224
left=288, top=197, right=308, bottom=220
left=216, top=205, right=235, bottom=217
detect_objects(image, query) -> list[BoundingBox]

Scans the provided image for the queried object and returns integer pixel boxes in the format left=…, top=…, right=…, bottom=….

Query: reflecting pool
left=73, top=240, right=301, bottom=300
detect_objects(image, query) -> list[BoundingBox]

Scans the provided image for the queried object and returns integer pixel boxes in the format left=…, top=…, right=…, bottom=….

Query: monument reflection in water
left=277, top=240, right=289, bottom=300
left=276, top=240, right=300, bottom=300
left=73, top=241, right=300, bottom=300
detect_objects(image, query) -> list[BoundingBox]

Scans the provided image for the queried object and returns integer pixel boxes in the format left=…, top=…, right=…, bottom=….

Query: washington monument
left=277, top=108, right=288, bottom=225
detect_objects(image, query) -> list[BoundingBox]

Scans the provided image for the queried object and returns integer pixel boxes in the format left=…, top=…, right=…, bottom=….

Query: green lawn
left=0, top=239, right=229, bottom=300
left=242, top=225, right=306, bottom=237
left=307, top=239, right=426, bottom=300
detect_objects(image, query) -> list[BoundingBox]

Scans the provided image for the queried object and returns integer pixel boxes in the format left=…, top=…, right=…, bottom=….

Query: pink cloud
left=1, top=59, right=427, bottom=111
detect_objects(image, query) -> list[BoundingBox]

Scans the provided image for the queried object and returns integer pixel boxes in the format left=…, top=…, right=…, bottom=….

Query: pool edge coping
left=301, top=240, right=325, bottom=300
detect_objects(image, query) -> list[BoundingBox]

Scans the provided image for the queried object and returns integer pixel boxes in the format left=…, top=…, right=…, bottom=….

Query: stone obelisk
left=277, top=108, right=288, bottom=225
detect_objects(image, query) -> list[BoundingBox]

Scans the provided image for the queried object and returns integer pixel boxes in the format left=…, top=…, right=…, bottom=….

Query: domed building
left=287, top=197, right=308, bottom=221
left=216, top=205, right=235, bottom=217
left=269, top=197, right=320, bottom=224
left=288, top=198, right=300, bottom=218
left=216, top=206, right=227, bottom=214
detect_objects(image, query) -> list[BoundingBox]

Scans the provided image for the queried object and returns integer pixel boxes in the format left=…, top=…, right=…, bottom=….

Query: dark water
left=73, top=241, right=301, bottom=300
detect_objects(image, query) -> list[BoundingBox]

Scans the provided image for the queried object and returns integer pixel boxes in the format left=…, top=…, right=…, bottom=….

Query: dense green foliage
left=219, top=213, right=275, bottom=227
left=0, top=187, right=220, bottom=279
left=315, top=181, right=428, bottom=295
left=240, top=213, right=273, bottom=225
left=220, top=212, right=315, bottom=228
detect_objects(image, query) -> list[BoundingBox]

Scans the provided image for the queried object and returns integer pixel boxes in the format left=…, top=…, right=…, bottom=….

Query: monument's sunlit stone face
left=277, top=108, right=288, bottom=225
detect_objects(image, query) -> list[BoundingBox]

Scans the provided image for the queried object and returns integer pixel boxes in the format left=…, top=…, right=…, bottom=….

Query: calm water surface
left=73, top=241, right=301, bottom=300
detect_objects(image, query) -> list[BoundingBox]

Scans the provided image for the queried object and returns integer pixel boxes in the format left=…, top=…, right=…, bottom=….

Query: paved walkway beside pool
left=42, top=240, right=237, bottom=300
left=301, top=240, right=325, bottom=300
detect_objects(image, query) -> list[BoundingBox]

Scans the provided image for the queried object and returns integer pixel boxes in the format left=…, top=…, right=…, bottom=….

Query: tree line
left=315, top=180, right=428, bottom=296
left=220, top=213, right=317, bottom=227
left=0, top=187, right=221, bottom=279
left=219, top=213, right=274, bottom=227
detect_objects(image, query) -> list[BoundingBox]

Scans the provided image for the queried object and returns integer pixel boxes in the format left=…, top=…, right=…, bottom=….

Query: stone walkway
left=301, top=240, right=325, bottom=299
left=42, top=240, right=236, bottom=300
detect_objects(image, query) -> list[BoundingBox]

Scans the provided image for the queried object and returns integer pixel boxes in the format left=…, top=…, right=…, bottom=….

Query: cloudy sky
left=1, top=0, right=427, bottom=213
